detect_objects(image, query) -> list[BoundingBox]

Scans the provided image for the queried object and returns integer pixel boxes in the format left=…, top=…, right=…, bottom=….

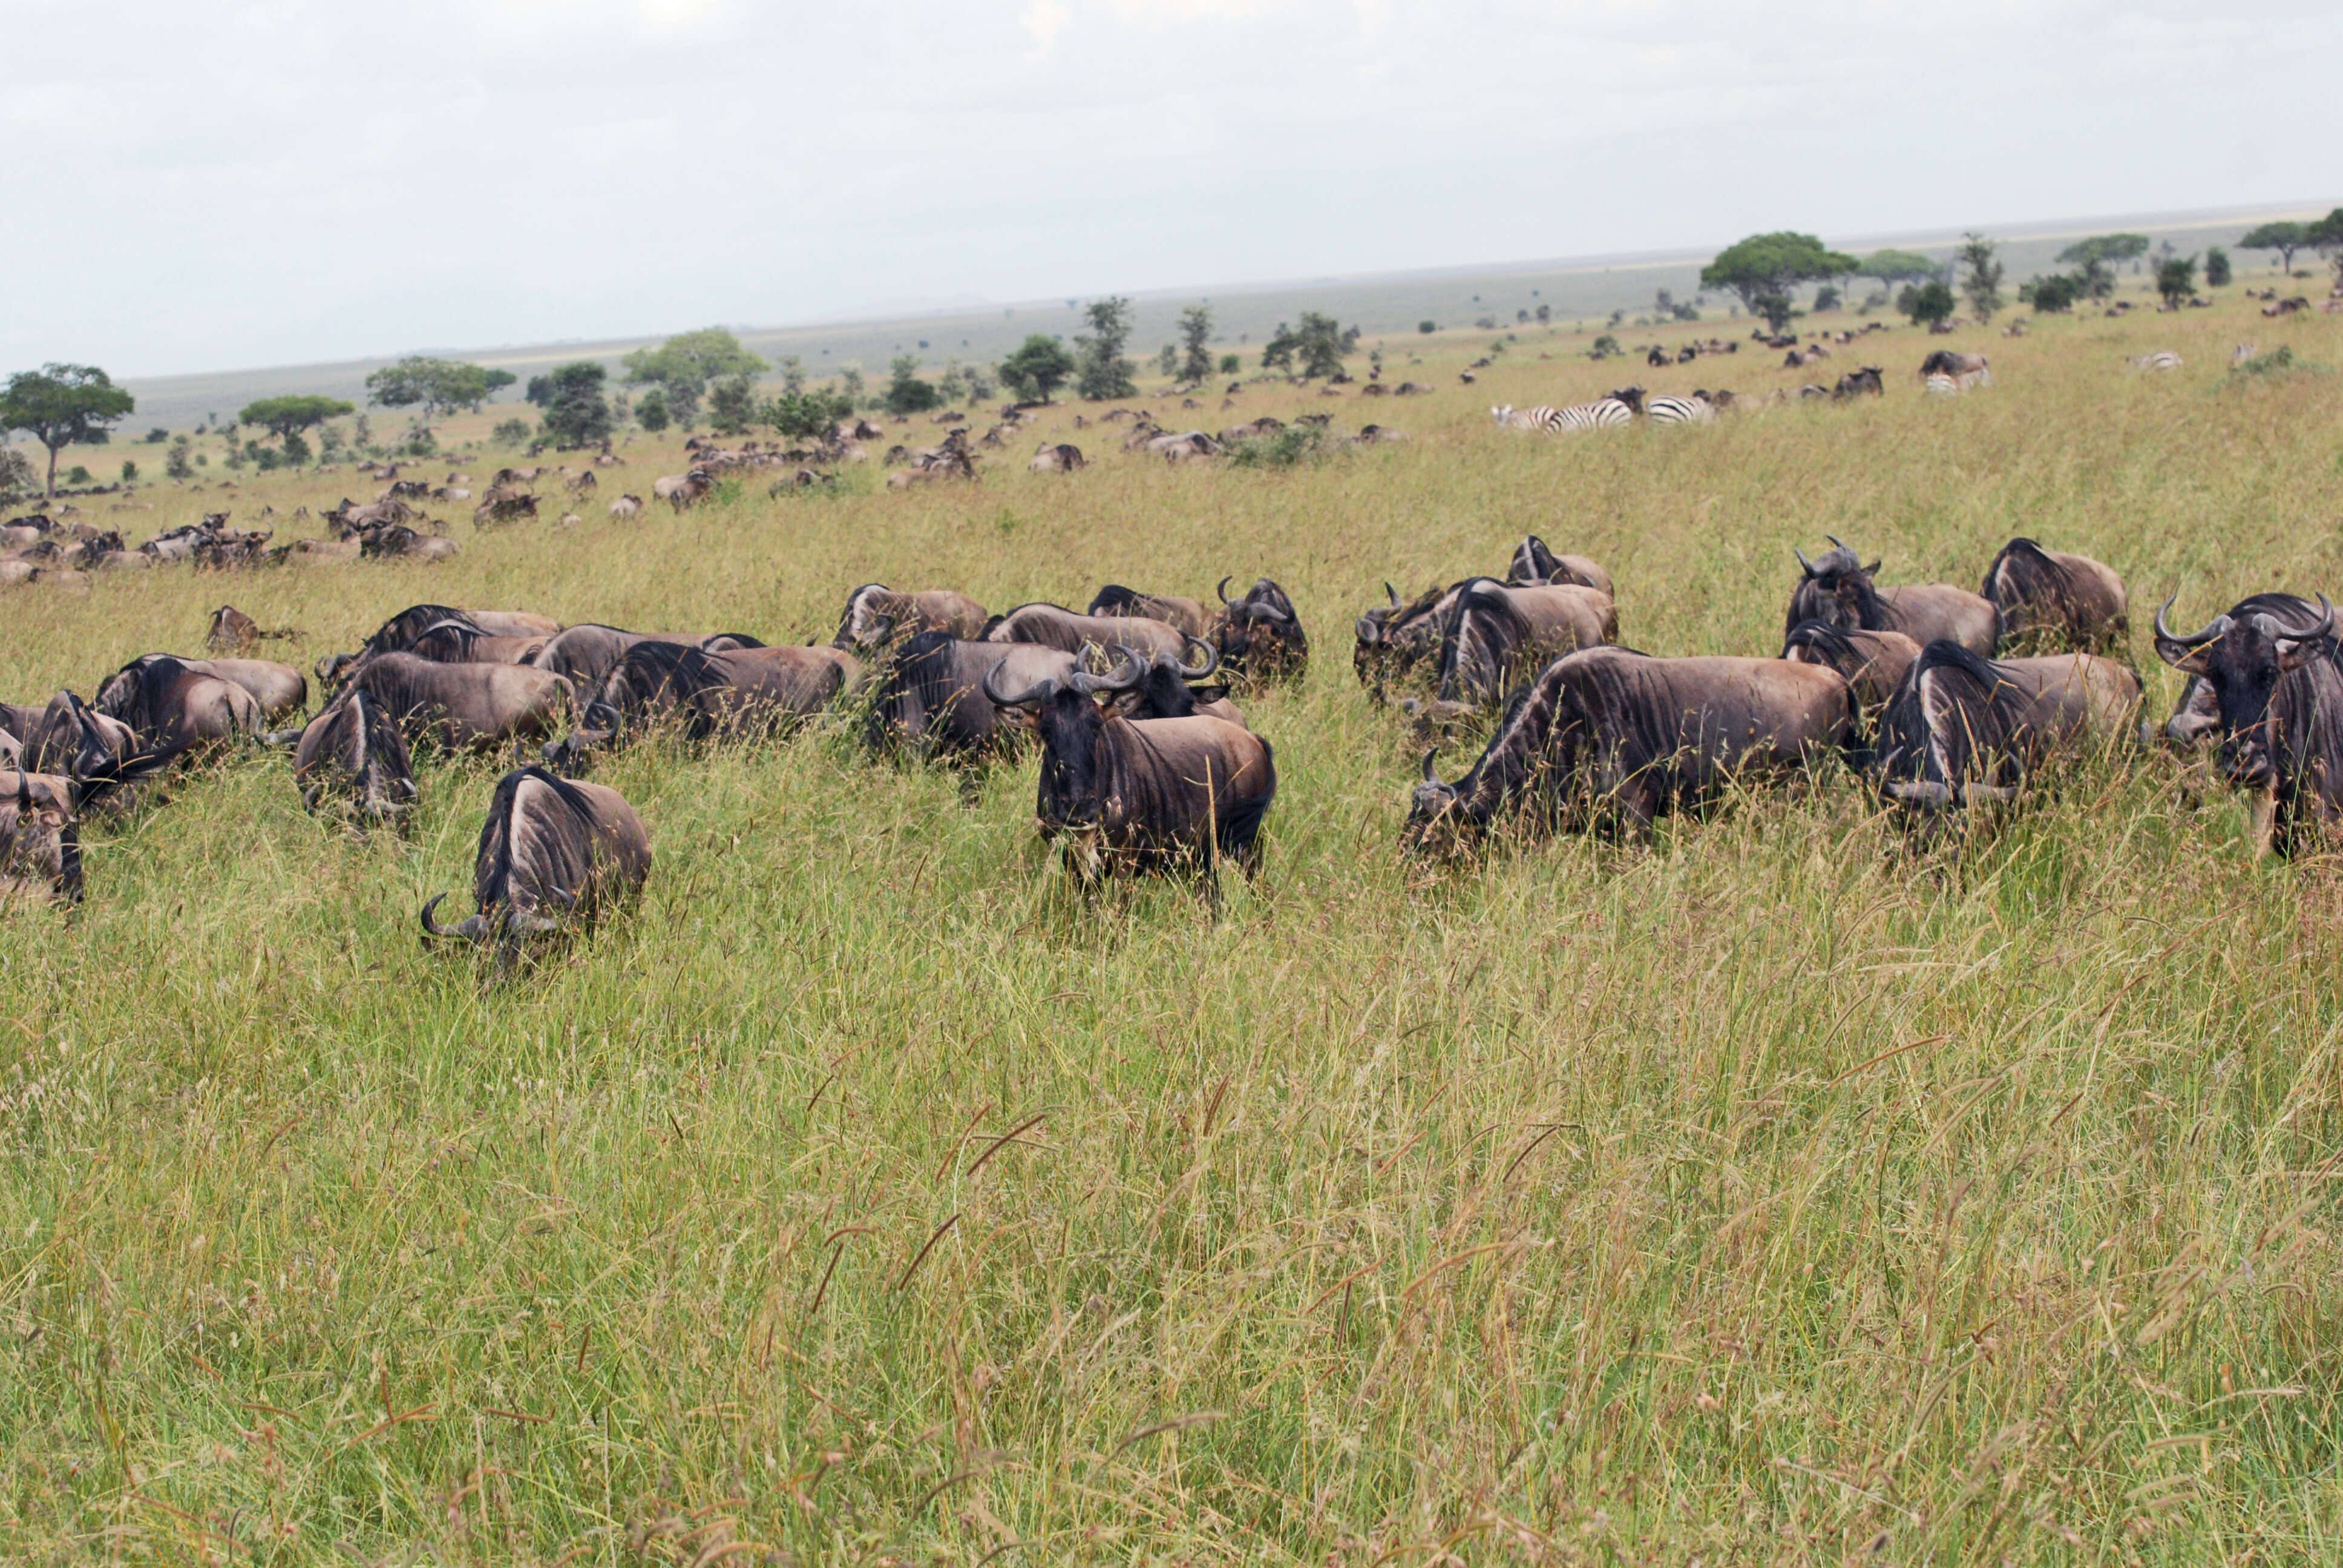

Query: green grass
left=6, top=298, right=2343, bottom=1564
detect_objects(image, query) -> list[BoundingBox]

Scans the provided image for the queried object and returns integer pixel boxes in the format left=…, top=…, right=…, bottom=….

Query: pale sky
left=7, top=0, right=2338, bottom=378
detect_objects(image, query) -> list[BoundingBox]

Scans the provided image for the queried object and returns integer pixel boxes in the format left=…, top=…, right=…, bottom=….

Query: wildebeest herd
left=2, top=515, right=2332, bottom=956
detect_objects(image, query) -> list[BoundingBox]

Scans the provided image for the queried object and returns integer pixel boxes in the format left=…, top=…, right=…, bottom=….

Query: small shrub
left=67, top=465, right=93, bottom=484
left=1417, top=321, right=1436, bottom=335
left=1589, top=334, right=1622, bottom=360
left=493, top=417, right=534, bottom=446
left=1228, top=426, right=1330, bottom=469
left=120, top=459, right=138, bottom=482
left=2206, top=246, right=2232, bottom=288
left=144, top=427, right=168, bottom=443
left=1219, top=353, right=1242, bottom=375
left=2230, top=346, right=2324, bottom=381
left=165, top=436, right=193, bottom=480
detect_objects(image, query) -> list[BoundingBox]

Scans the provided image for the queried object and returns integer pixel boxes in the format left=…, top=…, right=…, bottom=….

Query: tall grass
left=5, top=301, right=2343, bottom=1563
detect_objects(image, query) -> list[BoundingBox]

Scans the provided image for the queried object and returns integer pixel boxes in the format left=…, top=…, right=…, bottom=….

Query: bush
left=2024, top=273, right=2083, bottom=313
left=2206, top=247, right=2232, bottom=288
left=144, top=428, right=168, bottom=443
left=636, top=390, right=669, bottom=433
left=65, top=465, right=91, bottom=484
left=1227, top=426, right=1329, bottom=469
left=2230, top=346, right=2324, bottom=380
left=1589, top=334, right=1622, bottom=360
left=1899, top=281, right=1956, bottom=327
left=120, top=459, right=138, bottom=482
left=1418, top=321, right=1435, bottom=334
left=1219, top=353, right=1242, bottom=376
left=1812, top=286, right=1841, bottom=313
left=164, top=436, right=193, bottom=480
left=2155, top=255, right=2198, bottom=310
left=493, top=417, right=535, bottom=446
left=883, top=357, right=940, bottom=417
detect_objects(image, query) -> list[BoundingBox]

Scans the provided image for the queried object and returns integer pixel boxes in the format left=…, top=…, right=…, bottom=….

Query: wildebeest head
left=21, top=691, right=132, bottom=783
left=1101, top=637, right=1227, bottom=721
left=834, top=584, right=908, bottom=653
left=981, top=648, right=1145, bottom=835
left=1354, top=581, right=1450, bottom=694
left=1785, top=536, right=1884, bottom=636
left=1216, top=576, right=1306, bottom=684
left=2154, top=593, right=2337, bottom=793
left=1, top=768, right=80, bottom=906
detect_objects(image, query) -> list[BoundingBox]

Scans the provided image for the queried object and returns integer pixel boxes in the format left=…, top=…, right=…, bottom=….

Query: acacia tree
left=998, top=335, right=1076, bottom=403
left=2240, top=220, right=2309, bottom=276
left=2310, top=209, right=2343, bottom=286
left=539, top=362, right=613, bottom=448
left=622, top=329, right=766, bottom=425
left=2056, top=234, right=2148, bottom=301
left=1956, top=232, right=2005, bottom=322
left=1073, top=298, right=1137, bottom=400
left=2155, top=255, right=2198, bottom=309
left=0, top=363, right=136, bottom=499
left=1177, top=305, right=1214, bottom=383
left=239, top=394, right=355, bottom=465
left=1700, top=233, right=1858, bottom=333
left=365, top=356, right=511, bottom=419
left=1861, top=249, right=1936, bottom=298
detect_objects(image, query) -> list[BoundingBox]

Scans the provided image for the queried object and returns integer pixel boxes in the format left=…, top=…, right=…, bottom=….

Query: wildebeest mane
left=1875, top=639, right=2021, bottom=789
left=1982, top=538, right=2088, bottom=638
left=865, top=630, right=971, bottom=754
left=1435, top=578, right=1535, bottom=701
left=476, top=765, right=601, bottom=918
left=592, top=638, right=727, bottom=724
left=1087, top=584, right=1146, bottom=616
left=703, top=632, right=765, bottom=650
left=365, top=604, right=480, bottom=658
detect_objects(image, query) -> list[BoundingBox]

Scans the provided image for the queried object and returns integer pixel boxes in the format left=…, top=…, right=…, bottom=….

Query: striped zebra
left=1924, top=373, right=1959, bottom=397
left=2131, top=350, right=2183, bottom=372
left=1490, top=396, right=1636, bottom=434
left=1645, top=392, right=1717, bottom=426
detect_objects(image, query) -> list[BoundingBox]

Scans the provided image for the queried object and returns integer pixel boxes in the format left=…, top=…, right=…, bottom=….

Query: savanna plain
left=6, top=301, right=2343, bottom=1565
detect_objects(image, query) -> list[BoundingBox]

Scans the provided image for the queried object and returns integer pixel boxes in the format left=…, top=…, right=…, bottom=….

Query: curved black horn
left=1826, top=534, right=1847, bottom=550
left=1217, top=575, right=1234, bottom=606
left=1384, top=581, right=1401, bottom=609
left=1421, top=748, right=1441, bottom=784
left=981, top=657, right=1055, bottom=708
left=1794, top=546, right=1818, bottom=578
left=2154, top=595, right=2227, bottom=649
left=2269, top=593, right=2338, bottom=645
left=419, top=893, right=468, bottom=941
left=1177, top=635, right=1222, bottom=680
left=1071, top=646, right=1146, bottom=697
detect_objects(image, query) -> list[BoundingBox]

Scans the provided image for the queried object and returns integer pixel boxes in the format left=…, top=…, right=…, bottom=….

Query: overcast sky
left=7, top=0, right=2338, bottom=378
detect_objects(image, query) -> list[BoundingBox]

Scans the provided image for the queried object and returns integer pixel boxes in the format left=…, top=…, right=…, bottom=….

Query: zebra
left=1490, top=395, right=1637, bottom=434
left=1646, top=392, right=1718, bottom=426
left=2131, top=350, right=2183, bottom=372
left=2231, top=343, right=2258, bottom=366
left=1924, top=373, right=1958, bottom=397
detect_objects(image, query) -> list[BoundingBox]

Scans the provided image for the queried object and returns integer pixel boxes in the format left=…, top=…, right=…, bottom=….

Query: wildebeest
left=654, top=469, right=713, bottom=510
left=208, top=604, right=292, bottom=652
left=473, top=489, right=539, bottom=526
left=338, top=652, right=574, bottom=751
left=1028, top=443, right=1086, bottom=473
left=608, top=495, right=644, bottom=519
left=1407, top=648, right=1853, bottom=848
left=1873, top=641, right=2141, bottom=812
left=1786, top=538, right=1999, bottom=654
left=2153, top=593, right=2328, bottom=754
left=1, top=770, right=82, bottom=906
left=1781, top=621, right=1921, bottom=740
left=530, top=626, right=765, bottom=693
left=547, top=642, right=859, bottom=768
left=1917, top=350, right=1991, bottom=389
left=318, top=605, right=563, bottom=685
left=980, top=652, right=1276, bottom=884
left=1832, top=367, right=1884, bottom=399
left=105, top=655, right=306, bottom=724
left=93, top=656, right=263, bottom=752
left=1411, top=578, right=1618, bottom=717
left=420, top=766, right=650, bottom=956
left=865, top=635, right=1084, bottom=767
left=1979, top=538, right=2128, bottom=653
left=283, top=689, right=418, bottom=823
left=15, top=691, right=144, bottom=789
left=1213, top=577, right=1308, bottom=685
left=832, top=584, right=991, bottom=655
left=407, top=619, right=554, bottom=669
left=1147, top=430, right=1221, bottom=462
left=1504, top=537, right=1613, bottom=596
left=1354, top=581, right=1468, bottom=701
left=2154, top=593, right=2343, bottom=854
left=1086, top=584, right=1216, bottom=640
left=985, top=603, right=1193, bottom=660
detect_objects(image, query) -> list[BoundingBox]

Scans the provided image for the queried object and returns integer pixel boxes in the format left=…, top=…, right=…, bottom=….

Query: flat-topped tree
left=2056, top=234, right=2148, bottom=301
left=365, top=356, right=512, bottom=420
left=1861, top=249, right=1937, bottom=298
left=240, top=393, right=355, bottom=456
left=1701, top=233, right=1859, bottom=333
left=622, top=329, right=765, bottom=426
left=998, top=335, right=1076, bottom=404
left=2238, top=220, right=2309, bottom=276
left=1, top=362, right=136, bottom=500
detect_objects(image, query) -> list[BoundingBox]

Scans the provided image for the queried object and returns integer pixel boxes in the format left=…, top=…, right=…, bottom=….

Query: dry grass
left=4, top=295, right=2343, bottom=1564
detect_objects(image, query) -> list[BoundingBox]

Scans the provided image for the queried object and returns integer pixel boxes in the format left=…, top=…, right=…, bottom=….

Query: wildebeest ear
left=1863, top=560, right=1881, bottom=576
left=2152, top=636, right=2213, bottom=674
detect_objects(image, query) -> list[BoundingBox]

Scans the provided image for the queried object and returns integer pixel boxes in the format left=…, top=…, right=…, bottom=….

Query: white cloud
left=572, top=116, right=678, bottom=159
left=1021, top=0, right=1072, bottom=55
left=6, top=81, right=76, bottom=123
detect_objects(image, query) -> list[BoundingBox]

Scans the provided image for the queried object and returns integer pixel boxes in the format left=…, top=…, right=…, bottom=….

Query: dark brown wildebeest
left=985, top=603, right=1192, bottom=661
left=1781, top=620, right=1921, bottom=738
left=318, top=605, right=563, bottom=685
left=1979, top=538, right=2128, bottom=653
left=832, top=584, right=991, bottom=656
left=1, top=769, right=82, bottom=905
left=1873, top=640, right=2140, bottom=812
left=106, top=655, right=306, bottom=724
left=282, top=689, right=418, bottom=823
left=1028, top=443, right=1085, bottom=472
left=1407, top=648, right=1854, bottom=848
left=207, top=604, right=295, bottom=653
left=421, top=766, right=650, bottom=956
left=1786, top=538, right=1999, bottom=654
left=1832, top=367, right=1884, bottom=399
left=865, top=635, right=1086, bottom=768
left=407, top=619, right=553, bottom=669
left=473, top=488, right=539, bottom=525
left=339, top=652, right=574, bottom=751
left=1410, top=578, right=1618, bottom=718
left=1354, top=580, right=1469, bottom=701
left=1213, top=577, right=1308, bottom=685
left=654, top=469, right=713, bottom=511
left=1917, top=350, right=1991, bottom=388
left=1504, top=537, right=1613, bottom=596
left=1098, top=639, right=1248, bottom=728
left=531, top=626, right=765, bottom=692
left=94, top=656, right=263, bottom=752
left=546, top=642, right=859, bottom=768
left=2154, top=593, right=2343, bottom=855
left=981, top=652, right=1277, bottom=886
left=12, top=691, right=139, bottom=780
left=1086, top=584, right=1216, bottom=640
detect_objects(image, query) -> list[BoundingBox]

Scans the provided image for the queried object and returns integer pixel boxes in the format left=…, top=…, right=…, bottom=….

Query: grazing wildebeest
left=1093, top=638, right=1247, bottom=728
left=208, top=604, right=284, bottom=653
left=1979, top=538, right=2128, bottom=654
left=1781, top=621, right=1921, bottom=740
left=1354, top=581, right=1468, bottom=701
left=282, top=689, right=418, bottom=823
left=654, top=469, right=713, bottom=510
left=93, top=656, right=263, bottom=752
left=985, top=603, right=1193, bottom=660
left=1917, top=350, right=1991, bottom=389
left=1028, top=443, right=1086, bottom=473
left=832, top=584, right=991, bottom=655
left=1, top=769, right=82, bottom=906
left=1412, top=578, right=1618, bottom=717
left=608, top=494, right=644, bottom=519
left=318, top=605, right=562, bottom=685
left=864, top=635, right=1083, bottom=766
left=1213, top=577, right=1308, bottom=685
left=1408, top=647, right=1853, bottom=848
left=2154, top=593, right=2343, bottom=855
left=1504, top=537, right=1613, bottom=596
left=339, top=652, right=574, bottom=751
left=13, top=691, right=139, bottom=780
left=547, top=642, right=859, bottom=768
left=981, top=652, right=1277, bottom=884
left=529, top=626, right=764, bottom=693
left=1786, top=538, right=1999, bottom=654
left=420, top=766, right=650, bottom=956
left=1832, top=367, right=1884, bottom=399
left=1873, top=641, right=2141, bottom=812
left=473, top=489, right=539, bottom=526
left=407, top=619, right=554, bottom=669
left=1086, top=584, right=1216, bottom=640
left=105, top=655, right=305, bottom=724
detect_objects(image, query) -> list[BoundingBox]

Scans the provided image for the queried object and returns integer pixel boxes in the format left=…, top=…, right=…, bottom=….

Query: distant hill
left=115, top=201, right=2327, bottom=431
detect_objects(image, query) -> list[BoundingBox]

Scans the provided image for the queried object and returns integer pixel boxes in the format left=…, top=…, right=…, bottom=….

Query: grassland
left=5, top=293, right=2343, bottom=1565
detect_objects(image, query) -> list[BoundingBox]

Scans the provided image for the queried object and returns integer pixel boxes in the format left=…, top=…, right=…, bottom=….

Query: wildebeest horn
left=1826, top=534, right=1847, bottom=550
left=261, top=728, right=303, bottom=748
left=1217, top=575, right=1234, bottom=606
left=2265, top=593, right=2336, bottom=645
left=2154, top=595, right=2226, bottom=648
left=1177, top=635, right=1221, bottom=680
left=1794, top=546, right=1817, bottom=578
left=1884, top=780, right=1955, bottom=808
left=981, top=658, right=1055, bottom=708
left=1384, top=581, right=1401, bottom=608
left=419, top=893, right=482, bottom=942
left=1072, top=647, right=1145, bottom=696
left=1421, top=748, right=1441, bottom=784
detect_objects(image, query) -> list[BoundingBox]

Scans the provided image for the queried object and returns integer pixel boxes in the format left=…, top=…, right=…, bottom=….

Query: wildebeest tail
left=1216, top=736, right=1276, bottom=863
